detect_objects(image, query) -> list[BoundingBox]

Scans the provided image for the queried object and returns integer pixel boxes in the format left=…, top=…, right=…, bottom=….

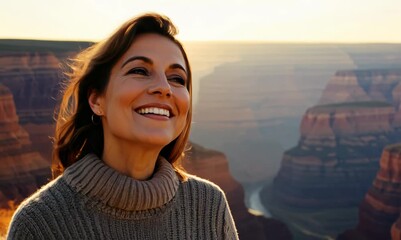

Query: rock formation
left=0, top=84, right=50, bottom=208
left=338, top=144, right=401, bottom=239
left=0, top=40, right=92, bottom=161
left=269, top=69, right=401, bottom=209
left=361, top=144, right=401, bottom=239
left=183, top=143, right=292, bottom=240
left=319, top=69, right=401, bottom=106
left=272, top=101, right=401, bottom=207
left=319, top=69, right=401, bottom=132
left=392, top=213, right=401, bottom=240
left=0, top=51, right=61, bottom=124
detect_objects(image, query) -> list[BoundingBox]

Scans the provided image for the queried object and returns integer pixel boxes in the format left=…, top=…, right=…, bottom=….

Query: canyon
left=272, top=101, right=401, bottom=207
left=190, top=43, right=401, bottom=187
left=0, top=83, right=50, bottom=207
left=264, top=68, right=401, bottom=238
left=3, top=40, right=401, bottom=239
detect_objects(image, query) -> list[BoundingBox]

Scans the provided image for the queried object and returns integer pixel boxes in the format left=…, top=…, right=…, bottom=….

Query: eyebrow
left=169, top=63, right=187, bottom=75
left=121, top=55, right=187, bottom=75
left=121, top=56, right=152, bottom=69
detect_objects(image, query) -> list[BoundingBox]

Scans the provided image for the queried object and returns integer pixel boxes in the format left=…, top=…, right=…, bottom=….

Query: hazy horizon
left=2, top=38, right=401, bottom=45
left=1, top=0, right=401, bottom=43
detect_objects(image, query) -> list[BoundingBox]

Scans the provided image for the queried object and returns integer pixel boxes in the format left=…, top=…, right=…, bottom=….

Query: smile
left=136, top=107, right=170, bottom=118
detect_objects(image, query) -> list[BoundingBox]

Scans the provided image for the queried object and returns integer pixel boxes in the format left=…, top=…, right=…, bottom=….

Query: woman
left=7, top=13, right=238, bottom=239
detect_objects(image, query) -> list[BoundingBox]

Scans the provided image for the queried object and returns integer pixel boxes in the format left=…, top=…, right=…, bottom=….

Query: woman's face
left=92, top=33, right=190, bottom=150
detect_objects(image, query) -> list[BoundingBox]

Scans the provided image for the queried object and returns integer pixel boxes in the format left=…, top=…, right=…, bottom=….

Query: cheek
left=176, top=89, right=190, bottom=115
left=108, top=85, right=140, bottom=109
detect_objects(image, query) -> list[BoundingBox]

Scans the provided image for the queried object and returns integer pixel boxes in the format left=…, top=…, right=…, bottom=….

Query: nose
left=148, top=73, right=172, bottom=97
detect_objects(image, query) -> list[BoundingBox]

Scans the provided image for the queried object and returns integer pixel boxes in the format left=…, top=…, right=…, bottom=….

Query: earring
left=91, top=114, right=101, bottom=125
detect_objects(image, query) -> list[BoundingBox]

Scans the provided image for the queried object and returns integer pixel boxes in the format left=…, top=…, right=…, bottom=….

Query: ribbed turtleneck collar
left=63, top=153, right=180, bottom=212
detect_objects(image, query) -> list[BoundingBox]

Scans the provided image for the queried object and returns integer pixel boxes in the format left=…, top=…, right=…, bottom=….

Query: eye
left=126, top=67, right=149, bottom=76
left=168, top=75, right=186, bottom=86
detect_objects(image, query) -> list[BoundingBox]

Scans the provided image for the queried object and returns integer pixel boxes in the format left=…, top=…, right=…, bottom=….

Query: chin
left=137, top=134, right=176, bottom=148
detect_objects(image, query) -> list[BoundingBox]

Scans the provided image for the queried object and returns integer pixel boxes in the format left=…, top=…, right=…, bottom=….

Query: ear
left=88, top=90, right=104, bottom=116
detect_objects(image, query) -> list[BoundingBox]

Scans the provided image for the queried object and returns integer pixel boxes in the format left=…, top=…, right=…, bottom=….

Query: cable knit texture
left=7, top=154, right=239, bottom=239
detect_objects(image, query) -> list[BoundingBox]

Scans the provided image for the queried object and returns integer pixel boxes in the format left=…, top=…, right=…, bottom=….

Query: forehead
left=118, top=33, right=186, bottom=69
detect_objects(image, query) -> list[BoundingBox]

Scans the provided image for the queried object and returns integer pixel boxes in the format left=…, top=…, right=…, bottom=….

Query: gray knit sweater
left=7, top=154, right=238, bottom=239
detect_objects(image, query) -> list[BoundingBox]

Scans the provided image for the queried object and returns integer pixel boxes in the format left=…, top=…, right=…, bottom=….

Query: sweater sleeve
left=185, top=175, right=239, bottom=239
left=220, top=194, right=239, bottom=240
left=6, top=198, right=48, bottom=240
left=7, top=214, right=35, bottom=240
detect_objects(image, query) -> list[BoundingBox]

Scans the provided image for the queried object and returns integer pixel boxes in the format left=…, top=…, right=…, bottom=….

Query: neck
left=102, top=141, right=162, bottom=180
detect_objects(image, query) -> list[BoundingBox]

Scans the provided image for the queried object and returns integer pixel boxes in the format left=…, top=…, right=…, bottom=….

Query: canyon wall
left=272, top=102, right=401, bottom=207
left=267, top=68, right=401, bottom=238
left=0, top=40, right=89, bottom=235
left=359, top=144, right=401, bottom=240
left=270, top=69, right=401, bottom=208
left=0, top=84, right=50, bottom=208
left=0, top=52, right=59, bottom=159
left=0, top=40, right=91, bottom=159
left=338, top=144, right=401, bottom=240
left=319, top=69, right=401, bottom=106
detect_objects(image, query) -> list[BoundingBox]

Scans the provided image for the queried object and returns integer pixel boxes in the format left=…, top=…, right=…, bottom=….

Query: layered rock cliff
left=319, top=69, right=401, bottom=132
left=338, top=144, right=401, bottom=239
left=0, top=84, right=50, bottom=208
left=272, top=101, right=401, bottom=207
left=0, top=51, right=59, bottom=159
left=319, top=69, right=401, bottom=106
left=0, top=39, right=91, bottom=124
left=0, top=40, right=91, bottom=160
left=361, top=144, right=401, bottom=240
left=183, top=143, right=292, bottom=240
left=0, top=52, right=61, bottom=124
left=269, top=69, right=401, bottom=210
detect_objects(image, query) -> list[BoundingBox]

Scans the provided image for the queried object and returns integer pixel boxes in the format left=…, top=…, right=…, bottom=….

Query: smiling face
left=90, top=33, right=190, bottom=151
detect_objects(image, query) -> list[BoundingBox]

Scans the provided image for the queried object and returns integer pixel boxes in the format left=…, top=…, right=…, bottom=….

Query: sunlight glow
left=0, top=0, right=400, bottom=42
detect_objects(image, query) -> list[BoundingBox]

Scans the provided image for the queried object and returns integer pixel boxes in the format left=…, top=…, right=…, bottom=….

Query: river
left=247, top=185, right=272, bottom=217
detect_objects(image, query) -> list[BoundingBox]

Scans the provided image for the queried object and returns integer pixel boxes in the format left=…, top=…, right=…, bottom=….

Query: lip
left=134, top=103, right=175, bottom=117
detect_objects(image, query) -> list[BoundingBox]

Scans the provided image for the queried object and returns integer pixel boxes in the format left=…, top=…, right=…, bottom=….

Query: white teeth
left=137, top=107, right=170, bottom=117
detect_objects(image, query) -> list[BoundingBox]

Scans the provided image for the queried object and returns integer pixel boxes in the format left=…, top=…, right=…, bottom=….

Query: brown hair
left=52, top=13, right=192, bottom=180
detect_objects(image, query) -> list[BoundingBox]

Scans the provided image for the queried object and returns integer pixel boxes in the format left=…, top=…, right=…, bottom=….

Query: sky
left=1, top=0, right=401, bottom=43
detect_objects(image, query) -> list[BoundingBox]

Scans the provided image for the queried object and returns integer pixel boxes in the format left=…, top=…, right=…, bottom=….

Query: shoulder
left=13, top=177, right=64, bottom=213
left=179, top=174, right=227, bottom=200
left=184, top=174, right=224, bottom=190
left=7, top=177, right=68, bottom=238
